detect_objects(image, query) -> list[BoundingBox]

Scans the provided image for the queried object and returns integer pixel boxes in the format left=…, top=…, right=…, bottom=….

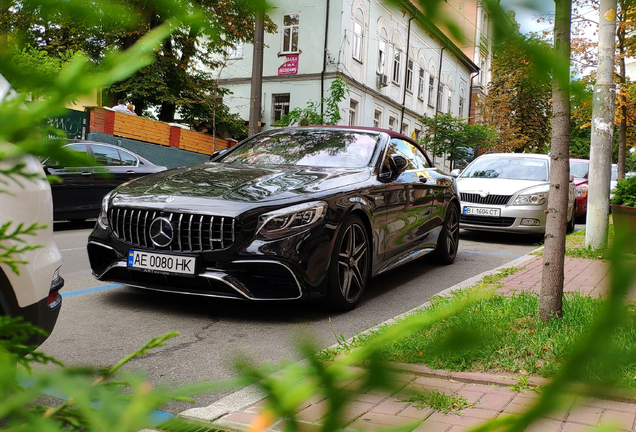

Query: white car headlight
left=513, top=185, right=549, bottom=206
left=97, top=191, right=113, bottom=229
left=256, top=201, right=328, bottom=240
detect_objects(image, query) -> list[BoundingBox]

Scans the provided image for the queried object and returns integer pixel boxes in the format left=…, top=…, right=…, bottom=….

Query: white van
left=0, top=73, right=64, bottom=345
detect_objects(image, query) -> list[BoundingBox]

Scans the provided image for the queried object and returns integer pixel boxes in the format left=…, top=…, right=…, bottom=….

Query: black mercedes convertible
left=87, top=126, right=460, bottom=310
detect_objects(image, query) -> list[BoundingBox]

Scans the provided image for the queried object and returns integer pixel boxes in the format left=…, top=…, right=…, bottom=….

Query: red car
left=569, top=159, right=589, bottom=221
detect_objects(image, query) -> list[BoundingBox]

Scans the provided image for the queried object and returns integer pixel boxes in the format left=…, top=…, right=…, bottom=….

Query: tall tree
left=539, top=0, right=572, bottom=321
left=1, top=0, right=275, bottom=125
left=478, top=35, right=552, bottom=154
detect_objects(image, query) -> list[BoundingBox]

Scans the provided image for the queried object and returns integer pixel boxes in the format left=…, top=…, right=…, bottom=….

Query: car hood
left=572, top=177, right=588, bottom=188
left=112, top=162, right=371, bottom=204
left=456, top=178, right=548, bottom=195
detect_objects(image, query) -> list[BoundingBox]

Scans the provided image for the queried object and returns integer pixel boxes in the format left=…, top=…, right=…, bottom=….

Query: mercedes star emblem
left=149, top=217, right=174, bottom=247
left=479, top=190, right=490, bottom=198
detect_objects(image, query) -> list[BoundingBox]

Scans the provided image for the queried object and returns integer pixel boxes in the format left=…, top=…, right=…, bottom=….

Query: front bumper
left=459, top=202, right=547, bottom=234
left=87, top=221, right=335, bottom=301
left=575, top=196, right=587, bottom=216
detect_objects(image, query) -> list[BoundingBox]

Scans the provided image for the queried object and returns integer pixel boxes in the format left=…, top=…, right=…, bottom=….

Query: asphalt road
left=41, top=221, right=577, bottom=414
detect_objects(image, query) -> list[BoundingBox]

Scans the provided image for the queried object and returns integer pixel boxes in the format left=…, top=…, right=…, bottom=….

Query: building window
left=273, top=94, right=290, bottom=122
left=227, top=43, right=243, bottom=59
left=406, top=59, right=414, bottom=92
left=437, top=84, right=444, bottom=110
left=481, top=60, right=487, bottom=85
left=459, top=90, right=465, bottom=116
left=282, top=13, right=300, bottom=53
left=401, top=123, right=408, bottom=134
left=349, top=99, right=358, bottom=126
left=447, top=94, right=452, bottom=113
left=377, top=39, right=386, bottom=74
left=418, top=69, right=425, bottom=100
left=388, top=116, right=397, bottom=131
left=373, top=110, right=382, bottom=128
left=414, top=129, right=421, bottom=141
left=428, top=76, right=435, bottom=106
left=353, top=21, right=363, bottom=62
left=392, top=50, right=401, bottom=84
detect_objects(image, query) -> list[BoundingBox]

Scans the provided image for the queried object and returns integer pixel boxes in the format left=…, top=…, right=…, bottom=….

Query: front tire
left=327, top=215, right=370, bottom=311
left=433, top=204, right=460, bottom=265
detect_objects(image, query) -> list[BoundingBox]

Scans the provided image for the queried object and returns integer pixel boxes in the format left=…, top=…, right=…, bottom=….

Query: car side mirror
left=450, top=169, right=461, bottom=178
left=389, top=154, right=408, bottom=175
left=209, top=148, right=228, bottom=161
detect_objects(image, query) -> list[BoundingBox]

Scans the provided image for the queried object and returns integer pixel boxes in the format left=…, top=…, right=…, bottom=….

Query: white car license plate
left=128, top=250, right=196, bottom=275
left=463, top=206, right=501, bottom=217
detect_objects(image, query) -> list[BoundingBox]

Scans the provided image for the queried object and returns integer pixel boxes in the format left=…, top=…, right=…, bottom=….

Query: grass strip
left=401, top=390, right=473, bottom=413
left=374, top=290, right=636, bottom=388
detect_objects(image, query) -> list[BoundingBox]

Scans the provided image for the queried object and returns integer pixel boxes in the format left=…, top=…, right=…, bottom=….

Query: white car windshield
left=462, top=157, right=549, bottom=181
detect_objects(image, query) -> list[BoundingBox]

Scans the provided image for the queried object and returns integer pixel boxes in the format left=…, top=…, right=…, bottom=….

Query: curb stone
left=179, top=249, right=542, bottom=423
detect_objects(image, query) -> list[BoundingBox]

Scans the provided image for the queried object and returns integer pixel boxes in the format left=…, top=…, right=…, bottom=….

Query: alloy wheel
left=446, top=206, right=460, bottom=258
left=337, top=223, right=368, bottom=302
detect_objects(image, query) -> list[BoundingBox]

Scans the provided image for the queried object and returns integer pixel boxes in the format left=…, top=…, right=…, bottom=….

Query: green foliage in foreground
left=0, top=320, right=224, bottom=432
left=375, top=291, right=636, bottom=388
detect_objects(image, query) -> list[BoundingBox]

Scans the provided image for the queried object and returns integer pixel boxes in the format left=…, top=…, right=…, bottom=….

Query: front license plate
left=128, top=250, right=196, bottom=275
left=463, top=206, right=501, bottom=217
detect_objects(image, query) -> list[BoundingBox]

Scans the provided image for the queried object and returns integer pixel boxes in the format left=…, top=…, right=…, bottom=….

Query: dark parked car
left=87, top=127, right=460, bottom=310
left=44, top=141, right=167, bottom=221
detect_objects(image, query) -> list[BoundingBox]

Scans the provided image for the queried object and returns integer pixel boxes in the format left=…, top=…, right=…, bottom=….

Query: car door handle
left=127, top=170, right=136, bottom=175
left=81, top=171, right=92, bottom=176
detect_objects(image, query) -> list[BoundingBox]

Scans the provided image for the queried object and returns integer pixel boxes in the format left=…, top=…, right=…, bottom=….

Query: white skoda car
left=454, top=153, right=576, bottom=236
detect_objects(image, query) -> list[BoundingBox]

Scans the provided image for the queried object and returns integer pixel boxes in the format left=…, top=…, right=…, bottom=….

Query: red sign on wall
left=278, top=54, right=299, bottom=75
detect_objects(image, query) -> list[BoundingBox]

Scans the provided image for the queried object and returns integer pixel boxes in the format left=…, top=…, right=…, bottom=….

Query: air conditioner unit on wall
left=376, top=74, right=389, bottom=88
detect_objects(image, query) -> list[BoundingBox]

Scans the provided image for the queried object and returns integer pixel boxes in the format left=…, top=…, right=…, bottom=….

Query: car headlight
left=576, top=187, right=588, bottom=198
left=97, top=191, right=113, bottom=229
left=513, top=186, right=549, bottom=206
left=255, top=201, right=328, bottom=240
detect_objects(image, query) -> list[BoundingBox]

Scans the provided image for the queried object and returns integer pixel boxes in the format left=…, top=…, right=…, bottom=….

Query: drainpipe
left=467, top=71, right=479, bottom=160
left=320, top=0, right=330, bottom=118
left=400, top=16, right=414, bottom=130
left=435, top=47, right=445, bottom=114
left=467, top=71, right=479, bottom=123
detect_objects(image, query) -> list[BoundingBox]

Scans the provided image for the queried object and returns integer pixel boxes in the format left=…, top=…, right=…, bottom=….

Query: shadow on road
left=54, top=219, right=96, bottom=232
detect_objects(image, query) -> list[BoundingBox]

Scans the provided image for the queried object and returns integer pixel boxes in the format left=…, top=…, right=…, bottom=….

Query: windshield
left=220, top=129, right=379, bottom=168
left=570, top=161, right=589, bottom=179
left=611, top=164, right=618, bottom=181
left=462, top=156, right=549, bottom=181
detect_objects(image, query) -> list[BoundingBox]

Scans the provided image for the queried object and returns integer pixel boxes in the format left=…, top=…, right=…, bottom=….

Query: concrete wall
left=87, top=132, right=210, bottom=169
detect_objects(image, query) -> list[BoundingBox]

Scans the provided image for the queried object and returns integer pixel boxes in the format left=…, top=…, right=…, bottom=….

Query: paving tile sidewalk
left=179, top=255, right=636, bottom=432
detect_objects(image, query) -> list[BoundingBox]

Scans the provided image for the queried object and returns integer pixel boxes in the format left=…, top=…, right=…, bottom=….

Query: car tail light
left=48, top=267, right=64, bottom=309
left=47, top=291, right=61, bottom=309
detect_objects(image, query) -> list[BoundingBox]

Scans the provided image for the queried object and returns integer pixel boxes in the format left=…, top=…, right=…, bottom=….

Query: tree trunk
left=585, top=0, right=617, bottom=248
left=618, top=8, right=627, bottom=181
left=539, top=0, right=571, bottom=321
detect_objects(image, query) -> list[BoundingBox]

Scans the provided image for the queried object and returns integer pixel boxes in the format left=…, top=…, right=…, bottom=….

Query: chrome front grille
left=460, top=193, right=512, bottom=206
left=109, top=207, right=237, bottom=252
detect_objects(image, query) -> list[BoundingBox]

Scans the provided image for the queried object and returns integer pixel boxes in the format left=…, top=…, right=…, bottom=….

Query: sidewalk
left=176, top=255, right=636, bottom=432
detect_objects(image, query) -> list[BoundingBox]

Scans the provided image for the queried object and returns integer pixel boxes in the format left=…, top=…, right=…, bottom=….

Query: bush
left=611, top=175, right=636, bottom=207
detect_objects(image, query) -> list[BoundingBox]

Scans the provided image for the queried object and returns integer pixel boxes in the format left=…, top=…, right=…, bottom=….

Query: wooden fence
left=87, top=107, right=234, bottom=155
